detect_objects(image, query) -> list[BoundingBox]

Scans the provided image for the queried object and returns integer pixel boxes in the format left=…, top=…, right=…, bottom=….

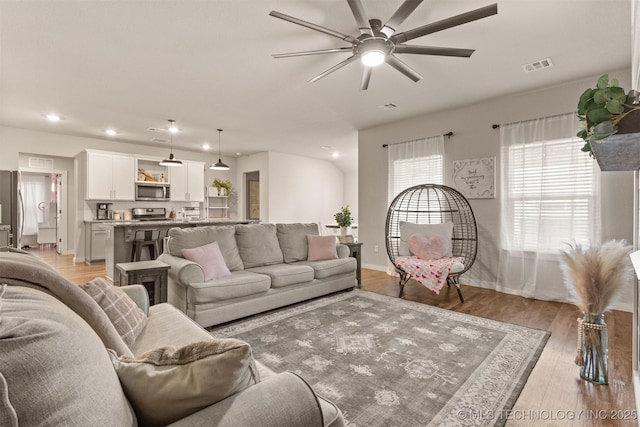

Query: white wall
left=359, top=68, right=635, bottom=309
left=267, top=151, right=344, bottom=225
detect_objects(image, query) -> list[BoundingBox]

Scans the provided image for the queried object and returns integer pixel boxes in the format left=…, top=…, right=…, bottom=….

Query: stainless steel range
left=132, top=207, right=167, bottom=221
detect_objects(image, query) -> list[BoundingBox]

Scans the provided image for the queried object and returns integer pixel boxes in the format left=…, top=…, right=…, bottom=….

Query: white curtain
left=497, top=113, right=601, bottom=300
left=387, top=135, right=444, bottom=203
left=21, top=174, right=47, bottom=236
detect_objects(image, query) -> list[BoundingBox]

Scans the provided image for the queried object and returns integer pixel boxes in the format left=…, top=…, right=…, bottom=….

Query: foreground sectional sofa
left=0, top=250, right=344, bottom=426
left=158, top=223, right=357, bottom=327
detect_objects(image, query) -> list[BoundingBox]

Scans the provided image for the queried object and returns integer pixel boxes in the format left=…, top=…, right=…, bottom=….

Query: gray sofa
left=158, top=223, right=356, bottom=328
left=0, top=251, right=344, bottom=426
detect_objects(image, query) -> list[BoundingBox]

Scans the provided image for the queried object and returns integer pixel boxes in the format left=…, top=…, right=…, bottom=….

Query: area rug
left=211, top=290, right=550, bottom=427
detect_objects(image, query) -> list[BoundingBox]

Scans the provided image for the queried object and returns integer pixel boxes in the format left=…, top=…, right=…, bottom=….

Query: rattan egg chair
left=385, top=184, right=477, bottom=302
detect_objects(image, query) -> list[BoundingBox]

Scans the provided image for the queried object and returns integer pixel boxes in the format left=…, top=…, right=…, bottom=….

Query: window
left=388, top=136, right=444, bottom=202
left=502, top=132, right=600, bottom=253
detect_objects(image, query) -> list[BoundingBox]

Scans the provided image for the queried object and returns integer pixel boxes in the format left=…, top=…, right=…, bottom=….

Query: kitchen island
left=95, top=219, right=257, bottom=281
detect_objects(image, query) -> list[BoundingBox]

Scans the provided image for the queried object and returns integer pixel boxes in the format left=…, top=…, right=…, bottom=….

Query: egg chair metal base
left=397, top=268, right=464, bottom=303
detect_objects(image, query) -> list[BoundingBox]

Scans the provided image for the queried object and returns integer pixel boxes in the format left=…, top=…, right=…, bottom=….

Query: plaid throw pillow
left=80, top=278, right=147, bottom=347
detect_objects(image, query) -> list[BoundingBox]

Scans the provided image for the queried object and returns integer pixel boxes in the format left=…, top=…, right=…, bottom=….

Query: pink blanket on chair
left=395, top=256, right=465, bottom=294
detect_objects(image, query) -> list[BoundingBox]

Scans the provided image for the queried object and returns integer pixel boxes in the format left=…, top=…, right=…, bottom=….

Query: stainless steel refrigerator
left=0, top=170, right=23, bottom=248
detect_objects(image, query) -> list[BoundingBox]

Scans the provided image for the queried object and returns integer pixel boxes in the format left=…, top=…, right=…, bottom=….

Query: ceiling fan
left=270, top=0, right=498, bottom=90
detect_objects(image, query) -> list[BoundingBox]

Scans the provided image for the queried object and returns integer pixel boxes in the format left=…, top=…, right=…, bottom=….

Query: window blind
left=504, top=136, right=599, bottom=252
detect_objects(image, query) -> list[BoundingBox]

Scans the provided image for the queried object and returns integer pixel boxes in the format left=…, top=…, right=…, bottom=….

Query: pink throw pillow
left=408, top=233, right=450, bottom=260
left=182, top=241, right=231, bottom=281
left=307, top=235, right=339, bottom=261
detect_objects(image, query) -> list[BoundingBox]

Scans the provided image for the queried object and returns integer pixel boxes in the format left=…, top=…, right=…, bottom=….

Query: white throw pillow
left=108, top=339, right=260, bottom=425
left=399, top=221, right=454, bottom=256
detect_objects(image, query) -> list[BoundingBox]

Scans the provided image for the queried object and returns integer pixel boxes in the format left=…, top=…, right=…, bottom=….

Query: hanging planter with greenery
left=576, top=74, right=640, bottom=156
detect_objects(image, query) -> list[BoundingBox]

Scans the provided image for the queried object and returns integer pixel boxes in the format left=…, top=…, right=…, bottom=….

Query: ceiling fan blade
left=360, top=67, right=372, bottom=91
left=270, top=10, right=358, bottom=43
left=393, top=44, right=474, bottom=57
left=273, top=47, right=353, bottom=58
left=347, top=0, right=373, bottom=35
left=380, top=0, right=424, bottom=37
left=385, top=55, right=422, bottom=82
left=390, top=3, right=498, bottom=44
left=309, top=55, right=359, bottom=83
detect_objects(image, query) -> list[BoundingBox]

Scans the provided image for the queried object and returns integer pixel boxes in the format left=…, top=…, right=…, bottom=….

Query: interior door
left=56, top=174, right=62, bottom=253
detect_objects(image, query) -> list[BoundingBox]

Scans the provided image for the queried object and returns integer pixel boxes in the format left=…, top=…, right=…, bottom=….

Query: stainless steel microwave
left=135, top=182, right=170, bottom=201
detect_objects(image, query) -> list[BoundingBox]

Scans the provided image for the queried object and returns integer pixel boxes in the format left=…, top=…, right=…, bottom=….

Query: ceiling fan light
left=361, top=50, right=385, bottom=66
left=210, top=159, right=230, bottom=170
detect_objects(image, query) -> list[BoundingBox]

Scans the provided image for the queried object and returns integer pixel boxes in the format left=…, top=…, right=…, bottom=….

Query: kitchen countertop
left=85, top=219, right=257, bottom=226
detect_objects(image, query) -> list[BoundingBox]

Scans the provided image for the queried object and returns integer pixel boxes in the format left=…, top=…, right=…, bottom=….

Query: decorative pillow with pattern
left=108, top=339, right=260, bottom=425
left=80, top=277, right=147, bottom=347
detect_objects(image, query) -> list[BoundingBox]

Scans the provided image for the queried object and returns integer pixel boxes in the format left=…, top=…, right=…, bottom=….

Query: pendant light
left=160, top=119, right=183, bottom=167
left=210, top=128, right=230, bottom=170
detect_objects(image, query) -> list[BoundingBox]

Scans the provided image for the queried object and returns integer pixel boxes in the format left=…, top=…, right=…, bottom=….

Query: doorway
left=245, top=171, right=260, bottom=220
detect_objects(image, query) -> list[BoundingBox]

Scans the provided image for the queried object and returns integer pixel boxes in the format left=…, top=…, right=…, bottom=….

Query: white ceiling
left=0, top=0, right=632, bottom=173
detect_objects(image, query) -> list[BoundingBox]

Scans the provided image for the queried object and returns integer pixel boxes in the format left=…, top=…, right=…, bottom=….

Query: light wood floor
left=34, top=247, right=637, bottom=426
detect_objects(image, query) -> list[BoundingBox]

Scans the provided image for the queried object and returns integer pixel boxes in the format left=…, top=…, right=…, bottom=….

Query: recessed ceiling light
left=202, top=143, right=211, bottom=150
left=332, top=152, right=340, bottom=158
left=235, top=152, right=241, bottom=156
left=46, top=114, right=61, bottom=122
left=105, top=129, right=117, bottom=136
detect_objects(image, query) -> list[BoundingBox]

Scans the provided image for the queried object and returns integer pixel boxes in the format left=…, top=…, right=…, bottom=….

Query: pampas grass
left=559, top=239, right=633, bottom=315
left=559, top=239, right=633, bottom=384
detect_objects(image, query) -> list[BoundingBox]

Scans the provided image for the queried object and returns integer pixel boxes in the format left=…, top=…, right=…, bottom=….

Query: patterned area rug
left=211, top=290, right=549, bottom=427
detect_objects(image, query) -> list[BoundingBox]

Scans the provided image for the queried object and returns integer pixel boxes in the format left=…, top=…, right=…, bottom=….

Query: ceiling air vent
left=150, top=137, right=169, bottom=143
left=146, top=127, right=167, bottom=133
left=378, top=103, right=398, bottom=110
left=522, top=57, right=553, bottom=73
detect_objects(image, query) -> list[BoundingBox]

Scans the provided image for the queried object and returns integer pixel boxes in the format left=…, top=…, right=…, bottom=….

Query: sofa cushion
left=80, top=277, right=147, bottom=347
left=188, top=271, right=271, bottom=304
left=295, top=257, right=357, bottom=279
left=168, top=226, right=244, bottom=271
left=247, top=264, right=315, bottom=288
left=108, top=338, right=259, bottom=425
left=0, top=285, right=136, bottom=426
left=235, top=223, right=284, bottom=268
left=276, top=223, right=319, bottom=263
left=307, top=235, right=339, bottom=261
left=182, top=241, right=231, bottom=281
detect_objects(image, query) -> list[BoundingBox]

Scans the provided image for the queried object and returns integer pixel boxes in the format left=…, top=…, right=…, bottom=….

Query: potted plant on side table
left=334, top=205, right=353, bottom=243
left=577, top=74, right=640, bottom=170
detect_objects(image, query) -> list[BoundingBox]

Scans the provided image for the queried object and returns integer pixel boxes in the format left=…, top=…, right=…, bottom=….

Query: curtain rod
left=491, top=112, right=575, bottom=129
left=382, top=131, right=453, bottom=148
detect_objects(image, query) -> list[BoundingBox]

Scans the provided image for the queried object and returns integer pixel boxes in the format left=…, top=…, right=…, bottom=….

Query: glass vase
left=579, top=313, right=608, bottom=385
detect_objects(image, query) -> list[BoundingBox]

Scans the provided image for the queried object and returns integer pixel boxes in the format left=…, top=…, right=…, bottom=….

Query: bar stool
left=130, top=229, right=160, bottom=262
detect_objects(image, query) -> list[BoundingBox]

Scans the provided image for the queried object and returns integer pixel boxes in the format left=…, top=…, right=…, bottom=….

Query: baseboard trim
left=362, top=263, right=388, bottom=272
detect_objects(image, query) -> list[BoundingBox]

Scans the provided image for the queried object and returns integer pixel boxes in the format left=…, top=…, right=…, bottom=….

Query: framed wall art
left=452, top=157, right=496, bottom=199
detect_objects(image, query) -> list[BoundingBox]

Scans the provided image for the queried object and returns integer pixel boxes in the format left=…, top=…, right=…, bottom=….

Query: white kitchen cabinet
left=170, top=161, right=205, bottom=202
left=86, top=151, right=135, bottom=200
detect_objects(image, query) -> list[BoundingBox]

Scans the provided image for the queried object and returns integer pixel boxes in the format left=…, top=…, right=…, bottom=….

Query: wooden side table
left=116, top=260, right=170, bottom=305
left=343, top=242, right=363, bottom=287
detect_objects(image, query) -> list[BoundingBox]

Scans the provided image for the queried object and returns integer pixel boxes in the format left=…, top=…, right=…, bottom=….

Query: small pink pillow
left=307, top=235, right=339, bottom=261
left=182, top=241, right=231, bottom=281
left=408, top=233, right=450, bottom=260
